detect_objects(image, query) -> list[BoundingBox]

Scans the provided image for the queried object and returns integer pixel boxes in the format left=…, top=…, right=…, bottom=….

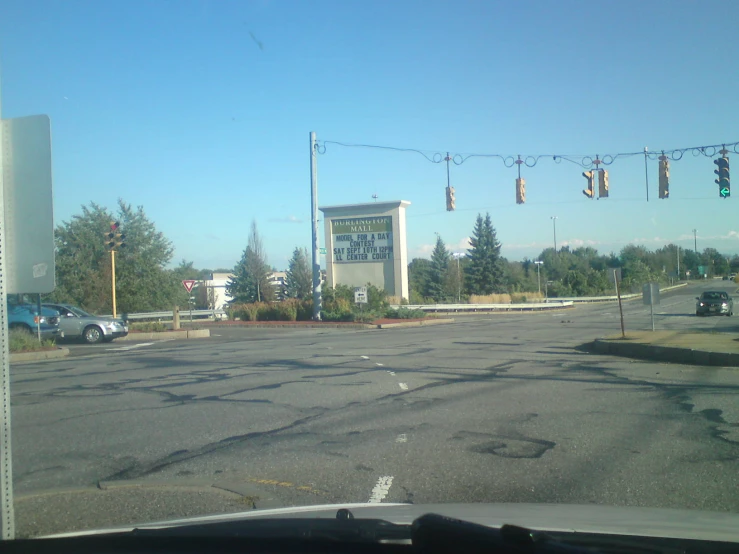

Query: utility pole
left=534, top=260, right=543, bottom=294
left=550, top=216, right=558, bottom=253
left=677, top=246, right=680, bottom=279
left=643, top=147, right=649, bottom=201
left=309, top=132, right=322, bottom=320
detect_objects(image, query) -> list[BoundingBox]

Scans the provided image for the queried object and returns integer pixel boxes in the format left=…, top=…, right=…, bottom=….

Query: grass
left=9, top=329, right=56, bottom=353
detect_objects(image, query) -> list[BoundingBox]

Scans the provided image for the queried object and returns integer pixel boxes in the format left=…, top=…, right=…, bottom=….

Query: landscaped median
left=590, top=330, right=739, bottom=367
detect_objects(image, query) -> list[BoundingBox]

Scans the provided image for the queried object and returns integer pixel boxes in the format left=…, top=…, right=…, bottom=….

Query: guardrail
left=390, top=302, right=574, bottom=313
left=100, top=309, right=227, bottom=321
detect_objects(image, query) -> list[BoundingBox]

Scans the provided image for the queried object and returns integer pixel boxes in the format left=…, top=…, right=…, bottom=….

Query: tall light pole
left=534, top=260, right=543, bottom=294
left=692, top=228, right=697, bottom=253
left=550, top=216, right=558, bottom=253
left=453, top=252, right=463, bottom=303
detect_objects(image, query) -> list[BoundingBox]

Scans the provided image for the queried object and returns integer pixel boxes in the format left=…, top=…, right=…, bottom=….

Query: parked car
left=696, top=291, right=733, bottom=317
left=8, top=303, right=62, bottom=341
left=42, top=303, right=129, bottom=343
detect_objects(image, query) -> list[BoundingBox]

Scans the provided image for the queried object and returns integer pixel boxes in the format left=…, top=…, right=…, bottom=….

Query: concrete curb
left=591, top=338, right=739, bottom=367
left=201, top=323, right=374, bottom=330
left=117, top=329, right=211, bottom=341
left=376, top=318, right=455, bottom=329
left=10, top=347, right=70, bottom=363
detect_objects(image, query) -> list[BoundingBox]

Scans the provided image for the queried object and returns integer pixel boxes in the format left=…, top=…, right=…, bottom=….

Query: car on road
left=8, top=303, right=62, bottom=341
left=42, top=303, right=129, bottom=343
left=695, top=291, right=733, bottom=317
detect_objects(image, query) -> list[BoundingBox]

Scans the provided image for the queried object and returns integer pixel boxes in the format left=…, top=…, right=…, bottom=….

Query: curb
left=590, top=338, right=739, bottom=367
left=116, top=329, right=211, bottom=341
left=10, top=347, right=70, bottom=363
left=200, top=323, right=374, bottom=330
left=376, top=318, right=455, bottom=329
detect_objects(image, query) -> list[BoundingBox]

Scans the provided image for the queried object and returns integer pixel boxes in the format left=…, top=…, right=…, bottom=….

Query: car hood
left=45, top=502, right=739, bottom=543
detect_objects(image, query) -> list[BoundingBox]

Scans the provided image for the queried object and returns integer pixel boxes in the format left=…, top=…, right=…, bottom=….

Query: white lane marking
left=375, top=363, right=384, bottom=366
left=398, top=382, right=408, bottom=390
left=396, top=434, right=407, bottom=443
left=368, top=476, right=394, bottom=503
left=360, top=355, right=370, bottom=360
left=107, top=342, right=154, bottom=352
left=213, top=334, right=222, bottom=337
left=387, top=370, right=396, bottom=376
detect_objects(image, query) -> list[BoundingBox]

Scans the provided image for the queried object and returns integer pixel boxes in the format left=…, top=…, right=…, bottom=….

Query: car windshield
left=4, top=0, right=739, bottom=544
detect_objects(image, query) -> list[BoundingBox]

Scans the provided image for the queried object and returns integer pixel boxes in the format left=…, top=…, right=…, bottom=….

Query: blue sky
left=2, top=0, right=738, bottom=270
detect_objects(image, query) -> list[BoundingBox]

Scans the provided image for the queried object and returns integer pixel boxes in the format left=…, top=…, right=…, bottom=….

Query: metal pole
left=693, top=229, right=697, bottom=253
left=615, top=269, right=626, bottom=339
left=551, top=216, right=557, bottom=253
left=0, top=89, right=16, bottom=537
left=456, top=255, right=460, bottom=303
left=310, top=132, right=322, bottom=320
left=677, top=246, right=680, bottom=279
left=111, top=249, right=117, bottom=319
left=537, top=264, right=541, bottom=294
left=650, top=301, right=655, bottom=332
left=644, top=147, right=649, bottom=202
left=36, top=294, right=41, bottom=341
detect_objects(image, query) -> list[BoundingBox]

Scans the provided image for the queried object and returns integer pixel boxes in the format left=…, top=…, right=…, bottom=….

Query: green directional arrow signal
left=721, top=187, right=730, bottom=198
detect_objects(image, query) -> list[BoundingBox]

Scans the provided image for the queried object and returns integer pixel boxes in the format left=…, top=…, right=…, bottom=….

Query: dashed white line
left=398, top=382, right=408, bottom=390
left=368, top=476, right=394, bottom=503
left=360, top=356, right=370, bottom=360
left=387, top=371, right=396, bottom=376
left=395, top=434, right=407, bottom=443
left=375, top=363, right=384, bottom=366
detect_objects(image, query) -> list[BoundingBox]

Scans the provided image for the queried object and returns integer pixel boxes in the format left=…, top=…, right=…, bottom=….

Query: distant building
left=202, top=271, right=291, bottom=309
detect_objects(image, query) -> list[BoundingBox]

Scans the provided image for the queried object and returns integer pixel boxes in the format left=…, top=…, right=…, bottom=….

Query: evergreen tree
left=285, top=247, right=312, bottom=300
left=465, top=213, right=503, bottom=294
left=226, top=221, right=274, bottom=303
left=428, top=235, right=451, bottom=301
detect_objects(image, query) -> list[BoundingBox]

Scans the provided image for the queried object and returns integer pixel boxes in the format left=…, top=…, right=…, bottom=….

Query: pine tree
left=428, top=235, right=451, bottom=301
left=465, top=213, right=503, bottom=295
left=285, top=247, right=312, bottom=300
left=226, top=221, right=274, bottom=303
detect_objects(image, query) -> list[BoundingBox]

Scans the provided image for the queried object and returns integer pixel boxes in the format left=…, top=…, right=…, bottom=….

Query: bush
left=469, top=294, right=512, bottom=304
left=385, top=307, right=426, bottom=319
left=130, top=321, right=167, bottom=332
left=296, top=299, right=313, bottom=321
left=9, top=329, right=55, bottom=353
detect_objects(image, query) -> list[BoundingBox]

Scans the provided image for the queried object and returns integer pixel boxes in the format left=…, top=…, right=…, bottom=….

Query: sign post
left=643, top=282, right=660, bottom=332
left=182, top=281, right=196, bottom=323
left=614, top=269, right=626, bottom=338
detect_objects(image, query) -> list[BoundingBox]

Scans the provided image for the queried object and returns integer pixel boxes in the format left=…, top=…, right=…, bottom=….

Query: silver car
left=43, top=303, right=129, bottom=343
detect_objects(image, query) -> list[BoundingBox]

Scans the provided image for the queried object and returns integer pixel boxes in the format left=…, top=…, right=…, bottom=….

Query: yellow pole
left=111, top=249, right=117, bottom=319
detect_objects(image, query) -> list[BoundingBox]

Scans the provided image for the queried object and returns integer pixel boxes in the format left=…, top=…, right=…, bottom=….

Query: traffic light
left=598, top=169, right=609, bottom=198
left=714, top=155, right=730, bottom=198
left=445, top=186, right=456, bottom=211
left=658, top=156, right=669, bottom=199
left=104, top=221, right=126, bottom=250
left=582, top=171, right=594, bottom=199
left=516, top=178, right=526, bottom=204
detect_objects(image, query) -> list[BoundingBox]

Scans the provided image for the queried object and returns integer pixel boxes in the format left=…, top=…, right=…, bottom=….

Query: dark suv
left=696, top=291, right=733, bottom=317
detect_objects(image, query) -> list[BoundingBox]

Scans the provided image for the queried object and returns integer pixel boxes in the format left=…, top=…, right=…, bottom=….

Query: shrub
left=469, top=294, right=512, bottom=304
left=385, top=307, right=426, bottom=319
left=130, top=321, right=167, bottom=332
left=296, top=299, right=313, bottom=321
left=9, top=329, right=55, bottom=353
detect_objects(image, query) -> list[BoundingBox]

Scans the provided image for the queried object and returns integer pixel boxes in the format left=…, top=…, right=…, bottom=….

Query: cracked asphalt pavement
left=11, top=281, right=739, bottom=536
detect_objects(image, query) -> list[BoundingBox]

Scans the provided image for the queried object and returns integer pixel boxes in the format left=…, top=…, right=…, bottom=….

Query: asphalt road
left=11, top=280, right=739, bottom=536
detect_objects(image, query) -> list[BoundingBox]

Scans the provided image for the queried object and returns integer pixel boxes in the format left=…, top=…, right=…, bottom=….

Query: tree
left=465, top=213, right=503, bottom=295
left=428, top=235, right=451, bottom=302
left=227, top=220, right=274, bottom=303
left=48, top=200, right=182, bottom=314
left=408, top=258, right=432, bottom=303
left=285, top=247, right=312, bottom=300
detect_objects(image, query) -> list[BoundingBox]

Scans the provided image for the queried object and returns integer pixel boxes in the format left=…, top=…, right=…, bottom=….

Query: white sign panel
left=354, top=286, right=368, bottom=304
left=331, top=216, right=393, bottom=264
left=2, top=115, right=55, bottom=294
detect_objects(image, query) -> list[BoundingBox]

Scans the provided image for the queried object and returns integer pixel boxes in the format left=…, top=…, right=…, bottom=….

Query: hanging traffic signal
left=445, top=186, right=456, bottom=211
left=582, top=171, right=594, bottom=199
left=516, top=178, right=526, bottom=204
left=714, top=154, right=730, bottom=199
left=104, top=221, right=126, bottom=250
left=658, top=155, right=669, bottom=199
left=598, top=169, right=609, bottom=198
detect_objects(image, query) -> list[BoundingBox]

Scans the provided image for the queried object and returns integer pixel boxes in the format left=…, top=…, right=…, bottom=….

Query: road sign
left=320, top=247, right=327, bottom=255
left=354, top=286, right=368, bottom=304
left=182, top=280, right=196, bottom=293
left=607, top=268, right=622, bottom=286
left=2, top=115, right=55, bottom=294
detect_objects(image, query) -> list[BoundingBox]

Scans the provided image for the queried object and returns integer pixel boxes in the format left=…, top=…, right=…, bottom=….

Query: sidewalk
left=592, top=330, right=739, bottom=367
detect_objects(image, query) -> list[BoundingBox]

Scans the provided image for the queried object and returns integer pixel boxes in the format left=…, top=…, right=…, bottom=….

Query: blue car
left=8, top=303, right=63, bottom=341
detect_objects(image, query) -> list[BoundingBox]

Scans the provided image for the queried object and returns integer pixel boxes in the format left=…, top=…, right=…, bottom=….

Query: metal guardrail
left=390, top=302, right=574, bottom=312
left=100, top=309, right=227, bottom=321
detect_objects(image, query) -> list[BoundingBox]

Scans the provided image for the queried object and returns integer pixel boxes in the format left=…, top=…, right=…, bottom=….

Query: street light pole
left=534, top=261, right=543, bottom=294
left=693, top=229, right=697, bottom=253
left=551, top=216, right=558, bottom=253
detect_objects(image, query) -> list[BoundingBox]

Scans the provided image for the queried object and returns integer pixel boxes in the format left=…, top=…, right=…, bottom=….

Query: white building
left=202, top=271, right=289, bottom=310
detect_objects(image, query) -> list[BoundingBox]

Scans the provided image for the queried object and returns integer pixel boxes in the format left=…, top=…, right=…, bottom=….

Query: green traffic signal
left=714, top=156, right=730, bottom=198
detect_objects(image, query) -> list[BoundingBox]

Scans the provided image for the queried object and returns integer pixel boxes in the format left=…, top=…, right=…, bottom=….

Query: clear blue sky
left=2, top=0, right=738, bottom=270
